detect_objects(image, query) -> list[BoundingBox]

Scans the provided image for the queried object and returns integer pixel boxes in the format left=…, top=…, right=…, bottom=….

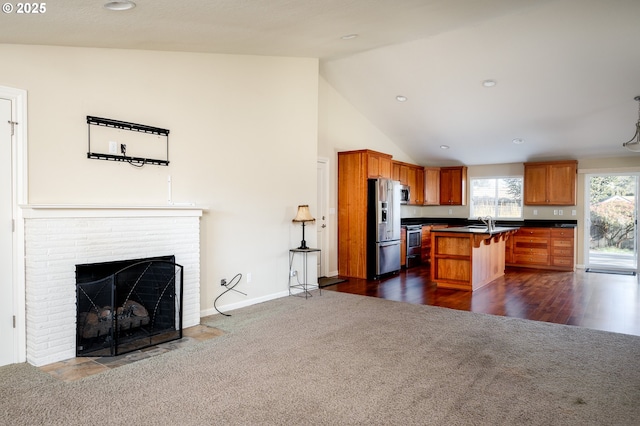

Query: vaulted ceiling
left=2, top=0, right=639, bottom=166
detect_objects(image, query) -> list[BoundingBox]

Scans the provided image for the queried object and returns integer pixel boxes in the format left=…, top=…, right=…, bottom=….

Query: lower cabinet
left=550, top=228, right=575, bottom=268
left=421, top=226, right=431, bottom=263
left=421, top=224, right=448, bottom=263
left=507, top=227, right=575, bottom=271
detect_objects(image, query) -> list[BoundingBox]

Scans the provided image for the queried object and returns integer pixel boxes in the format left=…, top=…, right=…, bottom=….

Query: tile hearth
left=40, top=324, right=224, bottom=382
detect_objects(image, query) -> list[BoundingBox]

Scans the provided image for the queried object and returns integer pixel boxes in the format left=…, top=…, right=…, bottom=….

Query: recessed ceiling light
left=341, top=34, right=358, bottom=40
left=396, top=95, right=407, bottom=102
left=512, top=138, right=525, bottom=145
left=104, top=1, right=136, bottom=11
left=440, top=145, right=450, bottom=150
left=482, top=79, right=497, bottom=88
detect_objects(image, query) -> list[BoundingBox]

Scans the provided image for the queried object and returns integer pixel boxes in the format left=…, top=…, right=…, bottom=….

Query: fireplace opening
left=76, top=255, right=183, bottom=357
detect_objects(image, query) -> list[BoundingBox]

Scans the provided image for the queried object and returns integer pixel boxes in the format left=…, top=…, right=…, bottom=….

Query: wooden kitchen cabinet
left=393, top=161, right=424, bottom=205
left=421, top=224, right=447, bottom=263
left=392, top=161, right=402, bottom=182
left=411, top=167, right=424, bottom=205
left=523, top=160, right=577, bottom=205
left=338, top=149, right=393, bottom=278
left=506, top=226, right=575, bottom=271
left=367, top=152, right=393, bottom=179
left=550, top=228, right=575, bottom=269
left=423, top=167, right=440, bottom=205
left=512, top=227, right=550, bottom=266
left=421, top=226, right=431, bottom=263
left=439, top=166, right=467, bottom=205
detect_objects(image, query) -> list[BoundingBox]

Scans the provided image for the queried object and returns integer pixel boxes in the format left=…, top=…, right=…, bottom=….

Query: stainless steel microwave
left=400, top=185, right=410, bottom=204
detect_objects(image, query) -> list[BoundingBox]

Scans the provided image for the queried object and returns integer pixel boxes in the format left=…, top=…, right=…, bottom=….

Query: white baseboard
left=200, top=290, right=290, bottom=318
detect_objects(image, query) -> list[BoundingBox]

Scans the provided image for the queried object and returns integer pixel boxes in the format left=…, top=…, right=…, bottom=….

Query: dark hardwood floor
left=324, top=265, right=640, bottom=337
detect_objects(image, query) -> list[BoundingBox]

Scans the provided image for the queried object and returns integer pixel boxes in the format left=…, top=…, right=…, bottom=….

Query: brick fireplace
left=22, top=206, right=202, bottom=366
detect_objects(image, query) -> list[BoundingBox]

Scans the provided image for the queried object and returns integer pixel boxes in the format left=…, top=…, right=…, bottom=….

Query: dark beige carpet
left=1, top=290, right=639, bottom=425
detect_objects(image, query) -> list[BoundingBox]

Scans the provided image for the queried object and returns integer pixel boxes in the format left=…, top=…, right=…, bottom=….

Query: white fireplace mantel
left=21, top=204, right=206, bottom=218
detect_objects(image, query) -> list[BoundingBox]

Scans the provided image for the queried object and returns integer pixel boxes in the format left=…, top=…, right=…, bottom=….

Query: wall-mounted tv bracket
left=87, top=115, right=170, bottom=166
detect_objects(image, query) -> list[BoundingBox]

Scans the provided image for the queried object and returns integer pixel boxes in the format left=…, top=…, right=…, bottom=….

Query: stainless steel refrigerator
left=367, top=178, right=401, bottom=280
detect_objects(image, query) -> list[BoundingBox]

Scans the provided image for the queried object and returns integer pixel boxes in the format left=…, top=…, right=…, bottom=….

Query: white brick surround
left=22, top=206, right=202, bottom=366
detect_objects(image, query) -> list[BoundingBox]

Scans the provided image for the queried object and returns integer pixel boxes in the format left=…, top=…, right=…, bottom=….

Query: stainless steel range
left=405, top=225, right=422, bottom=268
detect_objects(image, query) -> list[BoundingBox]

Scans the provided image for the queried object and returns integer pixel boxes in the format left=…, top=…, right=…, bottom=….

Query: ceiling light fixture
left=482, top=79, right=497, bottom=88
left=512, top=138, right=525, bottom=145
left=440, top=145, right=450, bottom=150
left=104, top=1, right=136, bottom=11
left=622, top=96, right=640, bottom=152
left=396, top=95, right=407, bottom=102
left=341, top=34, right=358, bottom=40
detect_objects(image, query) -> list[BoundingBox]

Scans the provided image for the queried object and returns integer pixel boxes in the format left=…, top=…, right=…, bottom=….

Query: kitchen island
left=430, top=226, right=519, bottom=291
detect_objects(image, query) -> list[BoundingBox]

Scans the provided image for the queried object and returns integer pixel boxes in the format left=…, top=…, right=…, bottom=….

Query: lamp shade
left=292, top=205, right=315, bottom=223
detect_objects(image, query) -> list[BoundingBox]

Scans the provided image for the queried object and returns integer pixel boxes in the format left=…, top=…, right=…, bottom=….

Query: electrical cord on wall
left=120, top=144, right=146, bottom=168
left=214, top=273, right=244, bottom=316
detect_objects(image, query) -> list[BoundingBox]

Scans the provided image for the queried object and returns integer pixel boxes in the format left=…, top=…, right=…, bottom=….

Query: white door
left=0, top=98, right=15, bottom=366
left=317, top=159, right=329, bottom=277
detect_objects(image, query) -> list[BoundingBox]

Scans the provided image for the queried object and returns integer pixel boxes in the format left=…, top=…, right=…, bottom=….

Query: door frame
left=0, top=85, right=28, bottom=364
left=317, top=157, right=329, bottom=278
left=583, top=170, right=639, bottom=273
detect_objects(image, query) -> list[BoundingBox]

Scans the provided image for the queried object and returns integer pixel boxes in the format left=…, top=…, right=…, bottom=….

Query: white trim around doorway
left=1, top=85, right=28, bottom=364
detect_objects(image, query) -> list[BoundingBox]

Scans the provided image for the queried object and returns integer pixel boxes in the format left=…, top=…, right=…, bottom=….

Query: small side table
left=289, top=248, right=321, bottom=299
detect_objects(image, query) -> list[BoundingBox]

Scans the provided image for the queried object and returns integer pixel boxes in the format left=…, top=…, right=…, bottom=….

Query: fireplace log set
left=78, top=300, right=150, bottom=339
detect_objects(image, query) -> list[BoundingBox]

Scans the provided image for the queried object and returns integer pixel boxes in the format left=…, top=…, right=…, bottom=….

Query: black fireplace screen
left=76, top=255, right=183, bottom=357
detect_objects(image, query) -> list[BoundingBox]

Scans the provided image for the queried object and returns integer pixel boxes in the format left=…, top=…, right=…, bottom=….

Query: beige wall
left=317, top=76, right=416, bottom=275
left=1, top=44, right=319, bottom=313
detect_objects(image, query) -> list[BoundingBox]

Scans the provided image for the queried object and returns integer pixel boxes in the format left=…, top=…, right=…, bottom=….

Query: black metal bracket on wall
left=86, top=115, right=170, bottom=166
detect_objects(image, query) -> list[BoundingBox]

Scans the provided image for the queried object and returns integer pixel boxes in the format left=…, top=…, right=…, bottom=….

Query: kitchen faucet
left=478, top=216, right=494, bottom=231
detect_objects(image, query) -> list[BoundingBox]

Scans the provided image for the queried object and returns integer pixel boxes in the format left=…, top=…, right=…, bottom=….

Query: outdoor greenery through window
left=589, top=175, right=637, bottom=254
left=470, top=177, right=523, bottom=219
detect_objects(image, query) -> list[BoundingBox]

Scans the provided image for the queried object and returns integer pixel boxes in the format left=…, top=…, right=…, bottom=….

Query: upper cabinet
left=392, top=161, right=424, bottom=205
left=523, top=160, right=577, bottom=205
left=423, top=167, right=440, bottom=205
left=439, top=166, right=467, bottom=205
left=408, top=166, right=424, bottom=205
left=367, top=152, right=393, bottom=179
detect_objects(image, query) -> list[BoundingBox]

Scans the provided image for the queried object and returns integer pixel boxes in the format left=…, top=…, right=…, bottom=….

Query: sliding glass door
left=585, top=173, right=638, bottom=272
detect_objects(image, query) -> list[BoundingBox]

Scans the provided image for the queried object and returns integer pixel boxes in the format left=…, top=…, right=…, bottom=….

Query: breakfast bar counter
left=430, top=226, right=518, bottom=291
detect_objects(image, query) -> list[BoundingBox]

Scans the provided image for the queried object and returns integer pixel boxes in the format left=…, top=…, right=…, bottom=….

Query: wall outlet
left=533, top=209, right=538, bottom=216
left=220, top=278, right=227, bottom=286
left=559, top=209, right=563, bottom=216
left=553, top=210, right=558, bottom=215
left=247, top=272, right=252, bottom=283
left=572, top=210, right=577, bottom=216
left=108, top=141, right=117, bottom=154
left=448, top=208, right=453, bottom=215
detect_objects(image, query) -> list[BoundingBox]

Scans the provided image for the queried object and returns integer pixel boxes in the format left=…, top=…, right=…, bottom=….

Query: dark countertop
left=401, top=218, right=577, bottom=228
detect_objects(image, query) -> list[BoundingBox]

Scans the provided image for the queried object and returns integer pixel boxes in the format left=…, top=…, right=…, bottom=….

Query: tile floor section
left=40, top=323, right=225, bottom=382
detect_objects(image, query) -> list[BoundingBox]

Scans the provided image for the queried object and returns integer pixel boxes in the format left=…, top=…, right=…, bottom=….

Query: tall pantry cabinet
left=338, top=150, right=392, bottom=279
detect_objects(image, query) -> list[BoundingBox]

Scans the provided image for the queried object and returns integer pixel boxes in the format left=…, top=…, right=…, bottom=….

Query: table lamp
left=292, top=205, right=315, bottom=249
